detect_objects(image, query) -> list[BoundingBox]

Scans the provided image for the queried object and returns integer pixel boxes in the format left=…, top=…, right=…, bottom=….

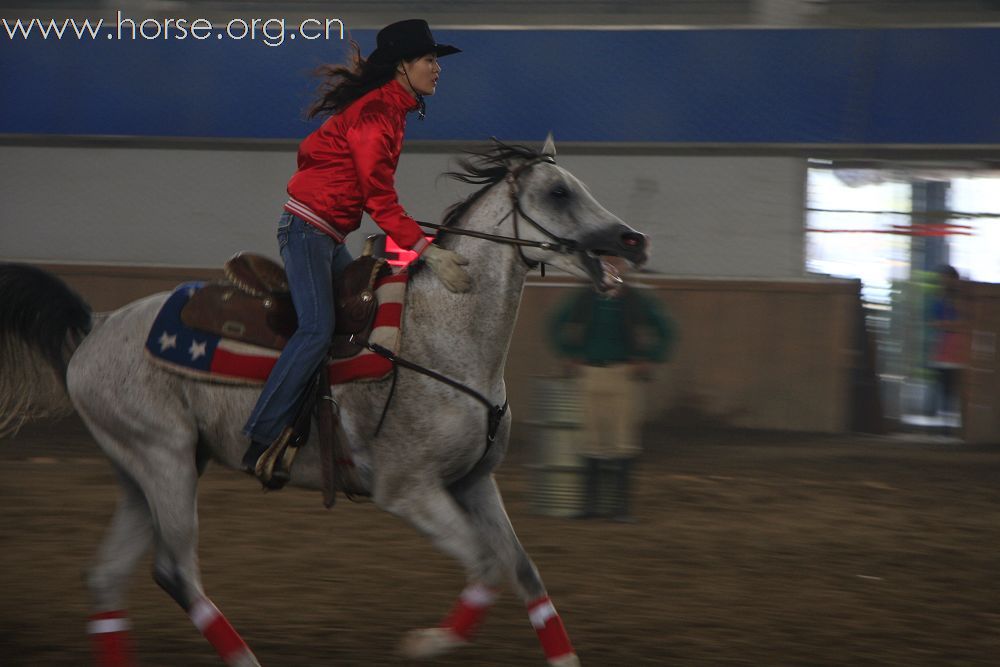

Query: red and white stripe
left=284, top=198, right=430, bottom=255
left=409, top=235, right=431, bottom=255
left=189, top=597, right=254, bottom=665
left=440, top=583, right=498, bottom=640
left=88, top=610, right=133, bottom=667
left=527, top=595, right=576, bottom=663
left=328, top=271, right=408, bottom=384
left=283, top=198, right=347, bottom=243
left=202, top=270, right=408, bottom=385
left=211, top=339, right=281, bottom=381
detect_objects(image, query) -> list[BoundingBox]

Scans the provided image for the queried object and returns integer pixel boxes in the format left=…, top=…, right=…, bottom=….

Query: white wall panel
left=0, top=145, right=806, bottom=277
left=553, top=154, right=807, bottom=277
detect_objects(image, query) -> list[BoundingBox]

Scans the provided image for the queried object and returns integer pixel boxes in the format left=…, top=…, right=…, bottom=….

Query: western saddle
left=181, top=243, right=389, bottom=358
left=179, top=240, right=389, bottom=501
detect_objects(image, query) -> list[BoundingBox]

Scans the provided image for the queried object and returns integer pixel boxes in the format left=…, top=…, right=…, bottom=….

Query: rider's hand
left=422, top=244, right=472, bottom=293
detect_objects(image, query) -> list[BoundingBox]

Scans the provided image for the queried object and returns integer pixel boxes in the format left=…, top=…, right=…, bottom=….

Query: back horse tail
left=0, top=263, right=94, bottom=437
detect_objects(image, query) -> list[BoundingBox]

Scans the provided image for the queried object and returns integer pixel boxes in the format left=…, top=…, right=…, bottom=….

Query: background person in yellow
left=548, top=257, right=674, bottom=522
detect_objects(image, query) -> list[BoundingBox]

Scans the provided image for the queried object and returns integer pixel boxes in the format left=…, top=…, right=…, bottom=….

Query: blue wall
left=2, top=26, right=998, bottom=143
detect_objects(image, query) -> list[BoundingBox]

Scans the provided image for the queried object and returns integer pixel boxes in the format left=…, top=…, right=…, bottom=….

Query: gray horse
left=0, top=138, right=648, bottom=666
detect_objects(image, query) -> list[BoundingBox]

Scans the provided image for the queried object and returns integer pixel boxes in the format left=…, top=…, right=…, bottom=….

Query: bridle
left=365, top=155, right=617, bottom=468
left=418, top=155, right=581, bottom=270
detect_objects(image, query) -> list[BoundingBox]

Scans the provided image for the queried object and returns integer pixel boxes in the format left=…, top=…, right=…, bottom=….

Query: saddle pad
left=145, top=273, right=408, bottom=386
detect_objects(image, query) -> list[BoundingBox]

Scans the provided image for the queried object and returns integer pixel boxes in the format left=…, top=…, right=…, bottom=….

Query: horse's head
left=513, top=136, right=648, bottom=290
left=443, top=137, right=649, bottom=292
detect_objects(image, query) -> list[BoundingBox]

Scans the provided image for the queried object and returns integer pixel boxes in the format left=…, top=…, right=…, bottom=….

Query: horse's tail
left=0, top=263, right=94, bottom=438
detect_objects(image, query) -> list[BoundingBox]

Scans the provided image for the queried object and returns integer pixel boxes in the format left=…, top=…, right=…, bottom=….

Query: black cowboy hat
left=368, top=19, right=460, bottom=64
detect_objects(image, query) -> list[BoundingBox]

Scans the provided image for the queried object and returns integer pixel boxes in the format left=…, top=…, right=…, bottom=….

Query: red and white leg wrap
left=88, top=610, right=133, bottom=667
left=440, top=582, right=498, bottom=640
left=189, top=597, right=252, bottom=664
left=527, top=595, right=576, bottom=663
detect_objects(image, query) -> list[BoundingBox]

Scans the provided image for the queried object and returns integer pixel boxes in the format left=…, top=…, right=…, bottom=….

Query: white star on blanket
left=158, top=331, right=177, bottom=352
left=189, top=340, right=207, bottom=361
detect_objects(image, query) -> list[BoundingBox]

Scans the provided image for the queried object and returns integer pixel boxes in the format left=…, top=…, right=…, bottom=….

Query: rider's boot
left=610, top=457, right=637, bottom=524
left=574, top=456, right=601, bottom=519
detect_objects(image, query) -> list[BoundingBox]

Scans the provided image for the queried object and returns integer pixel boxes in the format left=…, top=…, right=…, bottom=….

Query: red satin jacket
left=283, top=79, right=430, bottom=254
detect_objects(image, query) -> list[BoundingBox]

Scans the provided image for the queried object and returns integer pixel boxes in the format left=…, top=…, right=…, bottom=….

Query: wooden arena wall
left=963, top=282, right=1000, bottom=444
left=40, top=265, right=870, bottom=435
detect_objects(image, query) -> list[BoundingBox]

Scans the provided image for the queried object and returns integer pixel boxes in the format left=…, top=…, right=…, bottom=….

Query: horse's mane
left=439, top=140, right=547, bottom=230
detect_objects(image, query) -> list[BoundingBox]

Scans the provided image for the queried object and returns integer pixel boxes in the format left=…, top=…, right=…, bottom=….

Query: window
left=805, top=168, right=911, bottom=304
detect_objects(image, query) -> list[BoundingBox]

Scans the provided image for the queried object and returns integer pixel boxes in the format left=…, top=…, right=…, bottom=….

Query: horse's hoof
left=227, top=649, right=262, bottom=667
left=399, top=627, right=466, bottom=659
left=549, top=653, right=581, bottom=667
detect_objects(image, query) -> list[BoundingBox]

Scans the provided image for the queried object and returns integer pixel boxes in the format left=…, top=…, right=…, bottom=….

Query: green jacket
left=548, top=286, right=675, bottom=365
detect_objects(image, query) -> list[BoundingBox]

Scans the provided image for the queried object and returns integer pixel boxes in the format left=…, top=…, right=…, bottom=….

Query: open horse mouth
left=580, top=252, right=624, bottom=292
left=579, top=227, right=648, bottom=292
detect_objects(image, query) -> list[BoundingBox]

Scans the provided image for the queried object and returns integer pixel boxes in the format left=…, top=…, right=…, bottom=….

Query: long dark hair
left=307, top=40, right=396, bottom=119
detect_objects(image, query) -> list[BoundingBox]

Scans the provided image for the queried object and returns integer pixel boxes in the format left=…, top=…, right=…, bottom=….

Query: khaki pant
left=579, top=365, right=641, bottom=458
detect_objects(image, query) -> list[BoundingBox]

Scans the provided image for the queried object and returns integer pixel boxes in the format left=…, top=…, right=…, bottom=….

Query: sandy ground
left=1, top=418, right=998, bottom=666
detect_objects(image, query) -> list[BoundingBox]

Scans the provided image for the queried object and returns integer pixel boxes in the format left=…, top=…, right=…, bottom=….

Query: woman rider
left=242, top=19, right=470, bottom=485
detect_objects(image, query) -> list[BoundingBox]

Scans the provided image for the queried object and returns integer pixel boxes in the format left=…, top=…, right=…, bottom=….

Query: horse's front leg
left=401, top=472, right=580, bottom=666
left=457, top=472, right=580, bottom=666
left=374, top=476, right=495, bottom=660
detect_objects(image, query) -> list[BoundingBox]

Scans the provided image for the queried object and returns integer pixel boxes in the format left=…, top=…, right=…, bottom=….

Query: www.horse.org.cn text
left=2, top=12, right=345, bottom=47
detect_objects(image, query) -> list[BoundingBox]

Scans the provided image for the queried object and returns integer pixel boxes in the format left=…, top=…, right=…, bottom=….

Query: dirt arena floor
left=1, top=418, right=997, bottom=666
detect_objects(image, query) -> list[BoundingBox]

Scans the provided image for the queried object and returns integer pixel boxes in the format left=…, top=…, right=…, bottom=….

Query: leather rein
left=417, top=155, right=581, bottom=270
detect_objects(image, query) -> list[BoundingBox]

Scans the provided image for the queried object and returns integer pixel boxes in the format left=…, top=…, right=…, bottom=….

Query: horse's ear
left=541, top=132, right=556, bottom=158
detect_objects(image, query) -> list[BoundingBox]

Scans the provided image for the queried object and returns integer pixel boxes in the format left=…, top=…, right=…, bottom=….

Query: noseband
left=418, top=156, right=581, bottom=269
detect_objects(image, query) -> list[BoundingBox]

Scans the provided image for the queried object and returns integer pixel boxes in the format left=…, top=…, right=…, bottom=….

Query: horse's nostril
left=621, top=232, right=646, bottom=249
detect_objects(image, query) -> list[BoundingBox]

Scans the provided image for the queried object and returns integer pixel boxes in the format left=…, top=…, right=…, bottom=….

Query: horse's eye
left=550, top=185, right=570, bottom=199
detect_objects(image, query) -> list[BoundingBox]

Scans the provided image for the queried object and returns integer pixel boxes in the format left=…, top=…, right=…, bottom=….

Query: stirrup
left=248, top=427, right=300, bottom=490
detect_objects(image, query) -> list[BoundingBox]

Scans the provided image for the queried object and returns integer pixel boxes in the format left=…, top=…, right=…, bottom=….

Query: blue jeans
left=243, top=212, right=353, bottom=444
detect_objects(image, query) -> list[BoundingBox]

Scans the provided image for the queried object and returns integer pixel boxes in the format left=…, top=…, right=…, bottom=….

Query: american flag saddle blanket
left=144, top=271, right=408, bottom=386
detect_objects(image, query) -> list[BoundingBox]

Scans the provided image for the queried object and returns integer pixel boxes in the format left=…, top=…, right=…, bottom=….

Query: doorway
left=805, top=164, right=1000, bottom=436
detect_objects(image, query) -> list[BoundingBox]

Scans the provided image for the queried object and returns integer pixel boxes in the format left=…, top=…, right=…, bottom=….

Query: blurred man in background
left=549, top=258, right=674, bottom=522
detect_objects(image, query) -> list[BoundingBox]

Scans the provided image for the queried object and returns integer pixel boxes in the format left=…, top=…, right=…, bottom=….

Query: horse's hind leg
left=86, top=468, right=153, bottom=667
left=137, top=445, right=260, bottom=667
left=82, top=407, right=259, bottom=666
left=449, top=473, right=580, bottom=667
